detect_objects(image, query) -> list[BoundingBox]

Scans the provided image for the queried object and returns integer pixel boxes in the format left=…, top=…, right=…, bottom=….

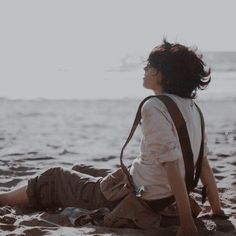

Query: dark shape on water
left=212, top=168, right=221, bottom=174
left=15, top=156, right=55, bottom=162
left=215, top=138, right=221, bottom=144
left=47, top=144, right=60, bottom=149
left=91, top=155, right=117, bottom=162
left=4, top=153, right=25, bottom=157
left=0, top=179, right=22, bottom=188
left=26, top=156, right=55, bottom=161
left=27, top=151, right=38, bottom=155
left=216, top=153, right=231, bottom=158
left=9, top=166, right=32, bottom=172
left=59, top=149, right=78, bottom=155
left=60, top=162, right=73, bottom=166
left=214, top=175, right=225, bottom=180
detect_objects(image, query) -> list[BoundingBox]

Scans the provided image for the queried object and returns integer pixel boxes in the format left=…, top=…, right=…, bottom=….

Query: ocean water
left=0, top=99, right=235, bottom=175
left=199, top=52, right=236, bottom=100
left=0, top=99, right=143, bottom=177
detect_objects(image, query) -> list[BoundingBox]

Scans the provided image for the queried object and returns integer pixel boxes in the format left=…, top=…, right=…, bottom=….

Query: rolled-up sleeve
left=141, top=99, right=182, bottom=163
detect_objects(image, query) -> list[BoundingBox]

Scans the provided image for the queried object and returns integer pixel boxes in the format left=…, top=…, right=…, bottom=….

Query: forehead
left=148, top=47, right=162, bottom=61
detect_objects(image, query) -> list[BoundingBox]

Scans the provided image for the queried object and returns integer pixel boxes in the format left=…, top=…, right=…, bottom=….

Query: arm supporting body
left=163, top=160, right=198, bottom=235
left=200, top=156, right=221, bottom=213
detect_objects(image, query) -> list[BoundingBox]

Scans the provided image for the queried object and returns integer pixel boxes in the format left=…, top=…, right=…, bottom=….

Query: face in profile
left=143, top=63, right=162, bottom=93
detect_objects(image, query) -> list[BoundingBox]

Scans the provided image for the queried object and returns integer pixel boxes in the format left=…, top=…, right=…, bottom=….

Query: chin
left=143, top=82, right=151, bottom=90
left=143, top=81, right=148, bottom=88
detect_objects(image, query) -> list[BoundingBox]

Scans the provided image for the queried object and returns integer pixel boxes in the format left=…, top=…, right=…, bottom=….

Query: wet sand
left=0, top=99, right=236, bottom=235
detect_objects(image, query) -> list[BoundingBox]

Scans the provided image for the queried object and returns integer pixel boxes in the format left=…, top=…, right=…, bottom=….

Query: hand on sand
left=211, top=209, right=229, bottom=219
left=199, top=209, right=229, bottom=219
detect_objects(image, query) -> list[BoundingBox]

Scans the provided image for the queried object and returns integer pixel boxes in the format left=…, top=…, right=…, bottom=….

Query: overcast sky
left=0, top=0, right=236, bottom=99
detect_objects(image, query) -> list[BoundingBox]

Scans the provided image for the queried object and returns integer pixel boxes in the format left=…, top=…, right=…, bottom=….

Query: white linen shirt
left=129, top=94, right=208, bottom=200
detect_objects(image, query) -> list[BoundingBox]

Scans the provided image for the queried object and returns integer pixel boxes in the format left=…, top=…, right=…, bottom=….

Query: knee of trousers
left=33, top=166, right=66, bottom=208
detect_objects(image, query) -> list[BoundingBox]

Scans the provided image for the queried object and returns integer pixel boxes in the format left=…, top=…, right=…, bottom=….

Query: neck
left=153, top=88, right=163, bottom=95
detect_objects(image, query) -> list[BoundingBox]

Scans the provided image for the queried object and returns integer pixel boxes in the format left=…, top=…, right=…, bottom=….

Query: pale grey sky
left=0, top=0, right=235, bottom=99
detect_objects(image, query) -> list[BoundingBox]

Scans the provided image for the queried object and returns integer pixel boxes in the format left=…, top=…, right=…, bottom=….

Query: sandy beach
left=0, top=98, right=236, bottom=235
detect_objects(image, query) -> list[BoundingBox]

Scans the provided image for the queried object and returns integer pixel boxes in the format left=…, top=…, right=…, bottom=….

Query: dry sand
left=0, top=99, right=236, bottom=235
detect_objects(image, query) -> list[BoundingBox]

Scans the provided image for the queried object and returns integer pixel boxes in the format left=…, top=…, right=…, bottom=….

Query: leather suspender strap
left=157, top=95, right=194, bottom=192
left=193, top=103, right=205, bottom=187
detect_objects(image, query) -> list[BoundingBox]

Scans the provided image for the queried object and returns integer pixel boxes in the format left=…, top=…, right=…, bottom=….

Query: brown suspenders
left=119, top=95, right=205, bottom=211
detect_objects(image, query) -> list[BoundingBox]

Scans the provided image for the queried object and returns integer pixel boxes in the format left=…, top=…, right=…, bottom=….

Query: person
left=0, top=39, right=224, bottom=236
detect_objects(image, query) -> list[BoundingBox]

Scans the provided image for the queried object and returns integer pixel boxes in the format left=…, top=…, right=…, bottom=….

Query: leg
left=1, top=167, right=112, bottom=210
left=26, top=167, right=112, bottom=210
left=0, top=185, right=29, bottom=206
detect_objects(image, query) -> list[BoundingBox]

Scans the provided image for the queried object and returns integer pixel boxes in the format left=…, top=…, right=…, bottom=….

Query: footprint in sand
left=212, top=167, right=221, bottom=174
left=0, top=178, right=22, bottom=188
left=0, top=215, right=16, bottom=224
left=91, top=155, right=117, bottom=162
left=214, top=175, right=226, bottom=180
left=217, top=153, right=231, bottom=158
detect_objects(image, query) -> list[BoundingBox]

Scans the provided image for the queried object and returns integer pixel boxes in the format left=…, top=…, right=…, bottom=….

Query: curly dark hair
left=147, top=39, right=211, bottom=99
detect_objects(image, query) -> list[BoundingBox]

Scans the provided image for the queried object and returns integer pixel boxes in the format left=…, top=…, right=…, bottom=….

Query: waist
left=144, top=195, right=175, bottom=213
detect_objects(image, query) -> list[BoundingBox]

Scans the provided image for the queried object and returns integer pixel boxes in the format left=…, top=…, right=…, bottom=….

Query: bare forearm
left=200, top=157, right=221, bottom=213
left=164, top=161, right=195, bottom=227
